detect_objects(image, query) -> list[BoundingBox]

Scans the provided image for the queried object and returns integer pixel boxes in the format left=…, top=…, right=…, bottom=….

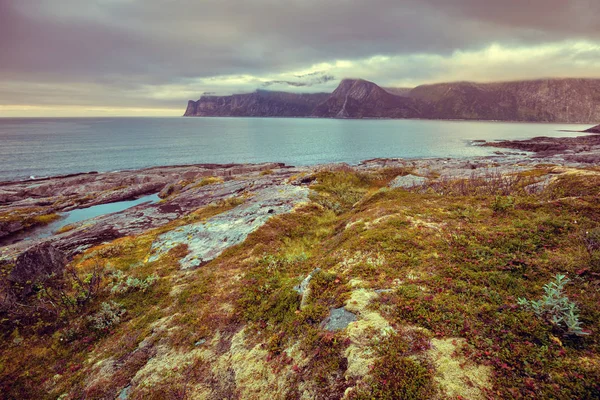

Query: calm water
left=0, top=193, right=159, bottom=246
left=0, top=117, right=589, bottom=181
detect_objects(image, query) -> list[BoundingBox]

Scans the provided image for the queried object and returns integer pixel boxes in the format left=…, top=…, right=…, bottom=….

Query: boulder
left=321, top=307, right=357, bottom=331
left=389, top=174, right=427, bottom=189
left=8, top=243, right=67, bottom=296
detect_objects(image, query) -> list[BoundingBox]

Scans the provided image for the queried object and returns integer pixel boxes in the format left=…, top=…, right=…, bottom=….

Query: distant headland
left=184, top=77, right=600, bottom=124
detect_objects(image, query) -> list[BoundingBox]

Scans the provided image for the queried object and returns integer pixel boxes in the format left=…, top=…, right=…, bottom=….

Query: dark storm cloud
left=1, top=0, right=599, bottom=113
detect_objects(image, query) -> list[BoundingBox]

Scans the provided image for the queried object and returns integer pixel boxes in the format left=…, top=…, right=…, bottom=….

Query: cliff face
left=183, top=90, right=329, bottom=117
left=410, top=79, right=600, bottom=123
left=183, top=78, right=600, bottom=123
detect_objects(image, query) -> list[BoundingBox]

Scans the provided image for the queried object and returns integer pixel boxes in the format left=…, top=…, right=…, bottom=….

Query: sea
left=0, top=117, right=589, bottom=182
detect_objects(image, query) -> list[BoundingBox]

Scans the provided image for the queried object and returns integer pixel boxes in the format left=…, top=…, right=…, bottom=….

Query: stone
left=8, top=243, right=67, bottom=297
left=321, top=308, right=357, bottom=331
left=389, top=174, right=427, bottom=189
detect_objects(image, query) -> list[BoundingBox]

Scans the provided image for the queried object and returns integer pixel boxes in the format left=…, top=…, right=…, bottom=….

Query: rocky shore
left=482, top=130, right=600, bottom=163
left=2, top=131, right=598, bottom=266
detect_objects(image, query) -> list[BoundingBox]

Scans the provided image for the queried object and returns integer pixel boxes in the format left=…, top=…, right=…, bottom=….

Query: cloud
left=261, top=74, right=336, bottom=88
left=0, top=0, right=599, bottom=116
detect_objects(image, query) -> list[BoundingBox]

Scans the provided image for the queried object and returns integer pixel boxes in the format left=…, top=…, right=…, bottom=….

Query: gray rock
left=148, top=184, right=309, bottom=269
left=321, top=307, right=357, bottom=331
left=389, top=174, right=427, bottom=189
left=117, top=385, right=131, bottom=400
left=523, top=175, right=554, bottom=194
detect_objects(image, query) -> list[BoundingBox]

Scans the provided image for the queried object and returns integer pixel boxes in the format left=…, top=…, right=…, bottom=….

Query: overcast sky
left=1, top=0, right=599, bottom=116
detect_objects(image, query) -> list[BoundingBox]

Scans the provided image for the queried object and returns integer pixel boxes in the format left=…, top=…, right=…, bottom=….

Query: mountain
left=183, top=78, right=600, bottom=123
left=409, top=79, right=600, bottom=123
left=311, top=79, right=423, bottom=118
left=183, top=90, right=329, bottom=117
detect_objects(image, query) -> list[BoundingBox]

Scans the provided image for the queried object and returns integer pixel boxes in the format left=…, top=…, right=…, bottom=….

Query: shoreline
left=1, top=131, right=598, bottom=258
left=0, top=129, right=595, bottom=186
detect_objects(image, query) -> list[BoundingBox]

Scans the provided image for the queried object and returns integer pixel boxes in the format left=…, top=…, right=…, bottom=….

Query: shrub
left=491, top=195, right=515, bottom=213
left=87, top=301, right=126, bottom=331
left=108, top=270, right=158, bottom=294
left=517, top=274, right=589, bottom=336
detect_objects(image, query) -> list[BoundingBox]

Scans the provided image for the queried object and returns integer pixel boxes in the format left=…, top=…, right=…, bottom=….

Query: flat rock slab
left=148, top=184, right=308, bottom=269
left=321, top=307, right=357, bottom=331
left=389, top=174, right=427, bottom=189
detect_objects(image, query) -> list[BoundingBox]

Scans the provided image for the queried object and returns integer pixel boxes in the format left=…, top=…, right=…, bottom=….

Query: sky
left=1, top=0, right=599, bottom=117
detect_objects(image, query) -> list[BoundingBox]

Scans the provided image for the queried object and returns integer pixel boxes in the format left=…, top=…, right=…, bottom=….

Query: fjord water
left=0, top=117, right=589, bottom=181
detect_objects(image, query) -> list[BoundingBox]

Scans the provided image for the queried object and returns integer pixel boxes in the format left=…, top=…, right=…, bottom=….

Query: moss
left=192, top=176, right=224, bottom=188
left=55, top=223, right=77, bottom=234
left=352, top=333, right=439, bottom=400
left=31, top=213, right=61, bottom=225
left=0, top=208, right=61, bottom=230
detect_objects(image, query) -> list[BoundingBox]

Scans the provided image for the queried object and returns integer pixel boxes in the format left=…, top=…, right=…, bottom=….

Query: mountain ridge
left=184, top=78, right=600, bottom=123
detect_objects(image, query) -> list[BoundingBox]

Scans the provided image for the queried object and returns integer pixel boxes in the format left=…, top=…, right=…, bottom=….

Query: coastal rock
left=585, top=124, right=600, bottom=133
left=0, top=163, right=288, bottom=247
left=389, top=174, right=427, bottom=189
left=148, top=184, right=309, bottom=269
left=0, top=221, right=24, bottom=240
left=485, top=134, right=600, bottom=159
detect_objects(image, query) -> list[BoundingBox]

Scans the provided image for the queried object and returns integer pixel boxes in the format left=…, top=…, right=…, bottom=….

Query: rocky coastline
left=481, top=129, right=600, bottom=163
left=1, top=131, right=598, bottom=264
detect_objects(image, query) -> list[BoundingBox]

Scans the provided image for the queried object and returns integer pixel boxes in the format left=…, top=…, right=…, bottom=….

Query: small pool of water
left=1, top=193, right=159, bottom=246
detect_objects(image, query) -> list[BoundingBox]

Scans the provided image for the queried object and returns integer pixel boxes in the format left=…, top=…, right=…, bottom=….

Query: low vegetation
left=1, top=165, right=599, bottom=399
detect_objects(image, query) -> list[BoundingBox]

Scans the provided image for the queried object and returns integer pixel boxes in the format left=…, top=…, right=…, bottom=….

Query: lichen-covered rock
left=149, top=184, right=309, bottom=269
left=389, top=174, right=427, bottom=189
left=343, top=284, right=394, bottom=379
left=321, top=307, right=357, bottom=331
